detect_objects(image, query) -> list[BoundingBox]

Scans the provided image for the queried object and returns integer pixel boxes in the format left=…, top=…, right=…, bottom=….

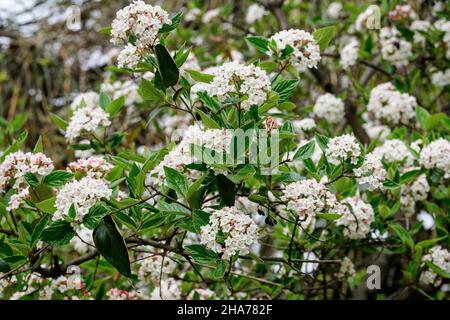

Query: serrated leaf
left=43, top=170, right=73, bottom=187
left=41, top=220, right=75, bottom=245
left=293, top=141, right=315, bottom=160
left=164, top=166, right=189, bottom=198
left=313, top=26, right=336, bottom=51
left=186, top=244, right=219, bottom=264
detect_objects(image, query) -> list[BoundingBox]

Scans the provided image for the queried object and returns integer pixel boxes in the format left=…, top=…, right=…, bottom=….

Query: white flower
left=200, top=206, right=258, bottom=259
left=389, top=4, right=417, bottom=22
left=431, top=69, right=450, bottom=87
left=420, top=246, right=450, bottom=287
left=417, top=210, right=434, bottom=230
left=379, top=27, right=412, bottom=68
left=53, top=177, right=112, bottom=222
left=101, top=80, right=143, bottom=106
left=340, top=39, right=359, bottom=69
left=367, top=82, right=417, bottom=125
left=292, top=118, right=316, bottom=135
left=202, top=8, right=220, bottom=23
left=410, top=20, right=431, bottom=45
left=70, top=225, right=94, bottom=254
left=313, top=93, right=345, bottom=124
left=136, top=252, right=176, bottom=283
left=185, top=8, right=201, bottom=22
left=65, top=104, right=111, bottom=142
left=354, top=152, right=386, bottom=190
left=336, top=196, right=375, bottom=239
left=373, top=139, right=415, bottom=167
left=326, top=2, right=343, bottom=19
left=209, top=61, right=271, bottom=111
left=326, top=134, right=361, bottom=165
left=67, top=156, right=113, bottom=179
left=269, top=29, right=321, bottom=70
left=107, top=288, right=139, bottom=300
left=362, top=122, right=391, bottom=140
left=338, top=257, right=356, bottom=279
left=70, top=92, right=99, bottom=110
left=400, top=174, right=430, bottom=216
left=150, top=278, right=181, bottom=300
left=110, top=1, right=170, bottom=48
left=0, top=151, right=54, bottom=211
left=281, top=179, right=338, bottom=229
left=355, top=6, right=380, bottom=32
left=117, top=44, right=141, bottom=68
left=245, top=4, right=266, bottom=25
left=419, top=138, right=450, bottom=178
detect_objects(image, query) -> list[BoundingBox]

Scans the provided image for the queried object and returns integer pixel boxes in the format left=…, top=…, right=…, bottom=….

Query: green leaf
left=315, top=134, right=329, bottom=152
left=99, top=92, right=110, bottom=109
left=195, top=108, right=221, bottom=129
left=50, top=113, right=68, bottom=130
left=33, top=136, right=44, bottom=153
left=186, top=70, right=214, bottom=83
left=246, top=36, right=269, bottom=54
left=155, top=44, right=179, bottom=88
left=93, top=216, right=131, bottom=277
left=197, top=92, right=221, bottom=112
left=0, top=258, right=10, bottom=273
left=425, top=261, right=450, bottom=279
left=293, top=141, right=315, bottom=160
left=163, top=166, right=189, bottom=198
left=106, top=96, right=125, bottom=117
left=185, top=244, right=219, bottom=264
left=41, top=220, right=75, bottom=245
left=389, top=223, right=414, bottom=249
left=423, top=113, right=446, bottom=131
left=35, top=197, right=56, bottom=214
left=415, top=106, right=430, bottom=128
left=83, top=204, right=109, bottom=229
left=400, top=169, right=423, bottom=185
left=43, top=170, right=74, bottom=187
left=216, top=174, right=236, bottom=207
left=313, top=26, right=336, bottom=51
left=0, top=131, right=28, bottom=162
left=212, top=260, right=228, bottom=279
left=31, top=214, right=50, bottom=247
left=98, top=26, right=111, bottom=35
left=316, top=213, right=341, bottom=220
left=138, top=78, right=165, bottom=102
left=272, top=79, right=299, bottom=103
left=158, top=11, right=183, bottom=33
left=258, top=91, right=279, bottom=114
left=24, top=172, right=39, bottom=187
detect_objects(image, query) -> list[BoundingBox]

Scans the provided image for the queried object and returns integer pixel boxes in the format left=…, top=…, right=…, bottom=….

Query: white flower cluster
left=354, top=153, right=386, bottom=190
left=136, top=253, right=176, bottom=283
left=313, top=93, right=345, bottom=124
left=0, top=151, right=54, bottom=211
left=431, top=69, right=450, bottom=87
left=269, top=29, right=321, bottom=70
left=149, top=125, right=233, bottom=186
left=292, top=118, right=316, bottom=136
left=379, top=27, right=412, bottom=68
left=326, top=2, right=343, bottom=19
left=325, top=134, right=361, bottom=165
left=111, top=1, right=171, bottom=68
left=106, top=288, right=139, bottom=300
left=70, top=92, right=99, bottom=110
left=209, top=61, right=271, bottom=111
left=245, top=4, right=266, bottom=25
left=388, top=4, right=417, bottom=22
left=70, top=225, right=94, bottom=254
left=336, top=196, right=375, bottom=239
left=200, top=206, right=258, bottom=259
left=373, top=139, right=414, bottom=167
left=367, top=82, right=417, bottom=125
left=340, top=39, right=359, bottom=69
left=400, top=174, right=430, bottom=216
left=435, top=19, right=450, bottom=59
left=159, top=113, right=192, bottom=137
left=355, top=6, right=379, bottom=32
left=410, top=20, right=431, bottom=45
left=65, top=99, right=111, bottom=142
left=338, top=257, right=356, bottom=280
left=101, top=80, right=143, bottom=106
left=419, top=138, right=450, bottom=178
left=53, top=176, right=112, bottom=222
left=39, top=274, right=89, bottom=300
left=420, top=246, right=450, bottom=287
left=67, top=156, right=113, bottom=179
left=150, top=278, right=181, bottom=300
left=281, top=179, right=339, bottom=229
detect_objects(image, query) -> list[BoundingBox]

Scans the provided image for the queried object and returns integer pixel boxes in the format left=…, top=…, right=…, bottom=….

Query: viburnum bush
left=0, top=0, right=450, bottom=300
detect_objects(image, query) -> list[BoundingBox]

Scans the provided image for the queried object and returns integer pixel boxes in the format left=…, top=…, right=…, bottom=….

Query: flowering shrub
left=0, top=0, right=449, bottom=300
